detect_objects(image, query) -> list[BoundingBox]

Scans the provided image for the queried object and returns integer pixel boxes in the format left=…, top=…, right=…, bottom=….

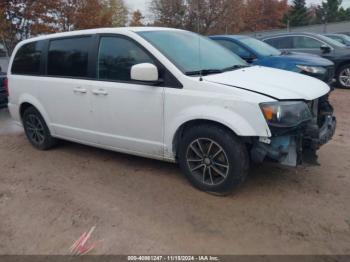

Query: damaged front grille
left=251, top=94, right=336, bottom=167
left=307, top=94, right=334, bottom=127
left=304, top=94, right=336, bottom=150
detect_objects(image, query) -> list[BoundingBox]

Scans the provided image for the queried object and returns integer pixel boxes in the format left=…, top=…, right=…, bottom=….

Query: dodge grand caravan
left=8, top=28, right=336, bottom=195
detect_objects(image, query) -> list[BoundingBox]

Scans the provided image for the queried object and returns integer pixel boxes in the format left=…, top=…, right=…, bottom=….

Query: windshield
left=240, top=37, right=281, bottom=57
left=318, top=34, right=347, bottom=48
left=138, top=30, right=247, bottom=75
left=328, top=34, right=350, bottom=45
left=341, top=34, right=350, bottom=43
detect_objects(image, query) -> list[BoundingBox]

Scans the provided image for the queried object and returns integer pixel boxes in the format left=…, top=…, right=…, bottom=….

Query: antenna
left=197, top=1, right=203, bottom=81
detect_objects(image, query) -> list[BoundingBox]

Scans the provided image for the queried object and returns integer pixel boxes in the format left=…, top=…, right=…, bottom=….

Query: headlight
left=296, top=65, right=326, bottom=74
left=260, top=101, right=312, bottom=127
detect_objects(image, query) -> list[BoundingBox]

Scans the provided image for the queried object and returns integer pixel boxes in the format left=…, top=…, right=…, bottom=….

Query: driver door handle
left=92, top=89, right=108, bottom=96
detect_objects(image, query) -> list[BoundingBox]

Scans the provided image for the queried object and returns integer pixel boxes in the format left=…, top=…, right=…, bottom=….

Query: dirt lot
left=0, top=90, right=350, bottom=255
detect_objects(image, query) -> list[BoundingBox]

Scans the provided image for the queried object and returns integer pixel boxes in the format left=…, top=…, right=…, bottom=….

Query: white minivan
left=7, top=27, right=336, bottom=194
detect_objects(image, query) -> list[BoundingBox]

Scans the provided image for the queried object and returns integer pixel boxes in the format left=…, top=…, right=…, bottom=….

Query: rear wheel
left=22, top=107, right=57, bottom=150
left=337, top=64, right=350, bottom=89
left=178, top=124, right=249, bottom=195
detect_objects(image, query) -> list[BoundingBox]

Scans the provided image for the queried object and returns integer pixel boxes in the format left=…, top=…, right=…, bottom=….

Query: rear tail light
left=4, top=77, right=8, bottom=96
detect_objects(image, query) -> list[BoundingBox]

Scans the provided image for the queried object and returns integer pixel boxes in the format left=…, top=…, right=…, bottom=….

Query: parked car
left=0, top=72, right=8, bottom=108
left=210, top=35, right=335, bottom=84
left=261, top=32, right=350, bottom=88
left=7, top=28, right=336, bottom=195
left=324, top=33, right=350, bottom=46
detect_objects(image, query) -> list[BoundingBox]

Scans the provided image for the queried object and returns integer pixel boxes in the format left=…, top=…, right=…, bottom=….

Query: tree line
left=286, top=0, right=350, bottom=26
left=0, top=0, right=128, bottom=54
left=150, top=0, right=350, bottom=33
left=1, top=0, right=350, bottom=55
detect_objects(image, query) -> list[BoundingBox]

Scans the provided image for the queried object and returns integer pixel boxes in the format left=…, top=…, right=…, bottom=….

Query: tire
left=178, top=124, right=249, bottom=195
left=22, top=107, right=57, bottom=150
left=336, top=64, right=350, bottom=89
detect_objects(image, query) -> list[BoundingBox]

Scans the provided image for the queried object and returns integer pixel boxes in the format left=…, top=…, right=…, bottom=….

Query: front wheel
left=337, top=64, right=350, bottom=89
left=178, top=124, right=249, bottom=195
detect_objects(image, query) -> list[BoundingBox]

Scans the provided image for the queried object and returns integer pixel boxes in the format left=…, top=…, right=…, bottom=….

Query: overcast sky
left=125, top=0, right=350, bottom=15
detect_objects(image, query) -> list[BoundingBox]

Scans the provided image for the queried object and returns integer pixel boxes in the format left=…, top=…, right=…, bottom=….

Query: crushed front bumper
left=303, top=114, right=336, bottom=150
left=251, top=95, right=336, bottom=167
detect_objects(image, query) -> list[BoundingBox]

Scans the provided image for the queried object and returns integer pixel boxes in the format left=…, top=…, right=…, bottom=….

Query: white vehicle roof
left=18, top=27, right=183, bottom=45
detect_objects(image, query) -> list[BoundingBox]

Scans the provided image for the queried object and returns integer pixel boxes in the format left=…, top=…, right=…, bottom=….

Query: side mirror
left=320, top=45, right=331, bottom=54
left=243, top=54, right=256, bottom=63
left=131, top=63, right=159, bottom=82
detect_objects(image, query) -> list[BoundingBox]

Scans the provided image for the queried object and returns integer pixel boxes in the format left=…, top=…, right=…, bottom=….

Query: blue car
left=210, top=35, right=335, bottom=84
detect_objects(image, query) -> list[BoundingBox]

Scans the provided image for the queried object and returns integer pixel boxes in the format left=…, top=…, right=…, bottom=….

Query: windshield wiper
left=185, top=65, right=249, bottom=76
left=185, top=69, right=223, bottom=76
left=281, top=50, right=291, bottom=55
left=221, top=65, right=249, bottom=72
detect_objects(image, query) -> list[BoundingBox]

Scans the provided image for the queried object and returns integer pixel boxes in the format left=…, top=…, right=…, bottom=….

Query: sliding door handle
left=92, top=89, right=108, bottom=96
left=73, top=87, right=87, bottom=94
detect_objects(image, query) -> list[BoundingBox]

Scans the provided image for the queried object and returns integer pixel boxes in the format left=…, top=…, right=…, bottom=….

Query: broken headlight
left=260, top=101, right=312, bottom=127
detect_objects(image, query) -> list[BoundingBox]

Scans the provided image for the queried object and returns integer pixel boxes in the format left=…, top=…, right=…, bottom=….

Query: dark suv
left=261, top=32, right=350, bottom=88
left=0, top=72, right=7, bottom=108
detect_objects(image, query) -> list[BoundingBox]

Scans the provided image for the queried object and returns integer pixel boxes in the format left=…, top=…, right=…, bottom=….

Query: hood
left=256, top=52, right=333, bottom=69
left=253, top=52, right=334, bottom=72
left=203, top=66, right=330, bottom=100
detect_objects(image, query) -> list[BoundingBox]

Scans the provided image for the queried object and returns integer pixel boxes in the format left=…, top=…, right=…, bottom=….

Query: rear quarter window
left=12, top=41, right=45, bottom=75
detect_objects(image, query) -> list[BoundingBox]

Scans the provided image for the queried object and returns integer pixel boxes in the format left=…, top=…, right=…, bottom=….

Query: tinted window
left=265, top=37, right=293, bottom=49
left=12, top=41, right=44, bottom=75
left=98, top=36, right=155, bottom=81
left=293, top=36, right=322, bottom=49
left=214, top=39, right=252, bottom=58
left=48, top=37, right=90, bottom=78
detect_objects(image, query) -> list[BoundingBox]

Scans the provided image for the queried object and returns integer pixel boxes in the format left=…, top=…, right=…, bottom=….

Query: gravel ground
left=0, top=90, right=349, bottom=255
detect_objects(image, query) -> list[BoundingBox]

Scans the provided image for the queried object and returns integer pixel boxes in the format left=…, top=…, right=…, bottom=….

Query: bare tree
left=186, top=0, right=236, bottom=34
left=242, top=0, right=288, bottom=32
left=106, top=0, right=128, bottom=27
left=0, top=0, right=129, bottom=55
left=0, top=0, right=57, bottom=54
left=149, top=0, right=289, bottom=35
left=150, top=0, right=187, bottom=28
left=130, top=10, right=145, bottom=26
